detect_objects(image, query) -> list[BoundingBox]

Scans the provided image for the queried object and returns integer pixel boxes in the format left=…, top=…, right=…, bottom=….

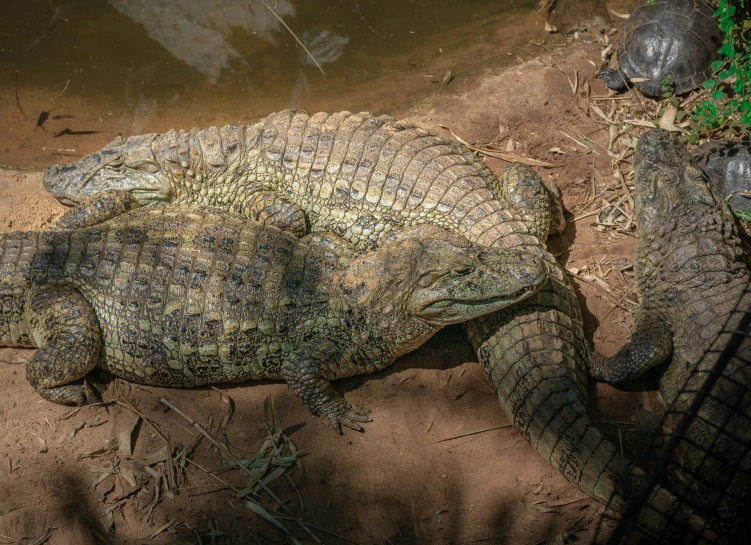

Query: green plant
left=690, top=0, right=751, bottom=139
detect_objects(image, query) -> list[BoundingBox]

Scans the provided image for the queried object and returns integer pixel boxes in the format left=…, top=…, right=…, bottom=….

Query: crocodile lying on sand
left=0, top=205, right=546, bottom=432
left=43, top=110, right=706, bottom=537
left=591, top=130, right=751, bottom=541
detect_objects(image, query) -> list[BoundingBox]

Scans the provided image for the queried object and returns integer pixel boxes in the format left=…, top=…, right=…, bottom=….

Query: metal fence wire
left=592, top=277, right=751, bottom=545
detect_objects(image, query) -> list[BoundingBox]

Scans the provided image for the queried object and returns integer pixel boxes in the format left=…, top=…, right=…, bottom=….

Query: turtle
left=692, top=139, right=751, bottom=213
left=599, top=0, right=724, bottom=96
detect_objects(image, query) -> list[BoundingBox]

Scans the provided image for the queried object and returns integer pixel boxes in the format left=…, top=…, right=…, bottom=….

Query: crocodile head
left=43, top=134, right=172, bottom=206
left=634, top=129, right=720, bottom=235
left=344, top=225, right=547, bottom=329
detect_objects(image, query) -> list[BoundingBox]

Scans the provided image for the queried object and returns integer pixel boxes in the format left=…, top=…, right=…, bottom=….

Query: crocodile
left=0, top=204, right=546, bottom=432
left=42, top=110, right=705, bottom=536
left=590, top=130, right=751, bottom=541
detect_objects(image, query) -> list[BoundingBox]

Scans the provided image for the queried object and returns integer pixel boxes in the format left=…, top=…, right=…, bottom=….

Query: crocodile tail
left=466, top=262, right=710, bottom=542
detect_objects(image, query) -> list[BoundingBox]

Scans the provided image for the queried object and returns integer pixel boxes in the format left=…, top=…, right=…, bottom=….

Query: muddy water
left=1, top=0, right=541, bottom=168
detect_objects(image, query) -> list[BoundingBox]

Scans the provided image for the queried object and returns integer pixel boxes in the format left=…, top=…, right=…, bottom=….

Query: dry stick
left=271, top=515, right=362, bottom=545
left=115, top=399, right=168, bottom=443
left=14, top=71, right=31, bottom=120
left=186, top=458, right=242, bottom=493
left=615, top=168, right=635, bottom=230
left=431, top=424, right=512, bottom=444
left=188, top=458, right=358, bottom=545
left=53, top=80, right=70, bottom=101
left=354, top=2, right=388, bottom=42
left=259, top=0, right=325, bottom=76
left=159, top=397, right=321, bottom=545
left=567, top=273, right=634, bottom=313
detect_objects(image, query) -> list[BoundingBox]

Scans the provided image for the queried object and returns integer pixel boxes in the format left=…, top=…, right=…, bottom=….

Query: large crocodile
left=590, top=130, right=751, bottom=541
left=43, top=110, right=705, bottom=536
left=0, top=204, right=546, bottom=431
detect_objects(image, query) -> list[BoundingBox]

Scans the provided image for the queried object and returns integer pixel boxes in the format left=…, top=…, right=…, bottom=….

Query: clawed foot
left=318, top=399, right=372, bottom=434
left=37, top=381, right=102, bottom=406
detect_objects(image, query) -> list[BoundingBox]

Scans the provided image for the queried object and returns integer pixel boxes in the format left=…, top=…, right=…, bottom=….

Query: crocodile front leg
left=281, top=339, right=372, bottom=433
left=53, top=190, right=141, bottom=230
left=235, top=190, right=308, bottom=238
left=590, top=309, right=673, bottom=383
left=25, top=285, right=103, bottom=405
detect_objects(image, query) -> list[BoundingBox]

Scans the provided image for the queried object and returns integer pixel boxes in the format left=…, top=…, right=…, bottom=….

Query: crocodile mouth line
left=424, top=282, right=542, bottom=312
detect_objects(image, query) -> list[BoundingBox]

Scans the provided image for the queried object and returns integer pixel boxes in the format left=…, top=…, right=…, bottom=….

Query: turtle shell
left=617, top=0, right=723, bottom=95
left=692, top=140, right=751, bottom=212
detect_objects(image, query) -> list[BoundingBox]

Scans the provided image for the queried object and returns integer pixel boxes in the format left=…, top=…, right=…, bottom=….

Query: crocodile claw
left=320, top=401, right=372, bottom=434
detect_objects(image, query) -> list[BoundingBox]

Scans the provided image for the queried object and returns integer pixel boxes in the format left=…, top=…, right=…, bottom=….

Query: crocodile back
left=60, top=206, right=351, bottom=386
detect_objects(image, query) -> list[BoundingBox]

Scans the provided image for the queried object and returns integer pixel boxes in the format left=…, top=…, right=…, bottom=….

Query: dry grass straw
left=59, top=387, right=353, bottom=544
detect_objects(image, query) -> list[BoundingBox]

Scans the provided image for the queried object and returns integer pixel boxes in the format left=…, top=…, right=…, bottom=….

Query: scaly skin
left=591, top=130, right=751, bottom=541
left=0, top=205, right=545, bottom=432
left=43, top=110, right=701, bottom=536
left=692, top=139, right=751, bottom=214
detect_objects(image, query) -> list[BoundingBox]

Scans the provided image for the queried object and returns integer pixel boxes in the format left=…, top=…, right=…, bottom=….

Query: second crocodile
left=591, top=130, right=751, bottom=541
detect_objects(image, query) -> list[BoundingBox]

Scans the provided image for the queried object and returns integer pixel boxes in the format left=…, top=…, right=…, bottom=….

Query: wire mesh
left=592, top=277, right=751, bottom=544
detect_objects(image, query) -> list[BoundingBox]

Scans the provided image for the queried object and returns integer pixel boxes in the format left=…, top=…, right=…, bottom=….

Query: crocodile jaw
left=43, top=134, right=170, bottom=206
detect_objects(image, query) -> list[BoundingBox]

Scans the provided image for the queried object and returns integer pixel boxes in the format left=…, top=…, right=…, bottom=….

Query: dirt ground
left=0, top=13, right=668, bottom=545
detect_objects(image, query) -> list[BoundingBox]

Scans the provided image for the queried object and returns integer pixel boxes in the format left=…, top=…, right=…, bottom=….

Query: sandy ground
left=0, top=13, right=664, bottom=545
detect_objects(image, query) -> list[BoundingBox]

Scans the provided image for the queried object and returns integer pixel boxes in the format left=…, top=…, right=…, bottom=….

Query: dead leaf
left=118, top=416, right=140, bottom=457
left=591, top=103, right=616, bottom=125
left=28, top=528, right=53, bottom=545
left=576, top=80, right=591, bottom=113
left=608, top=8, right=629, bottom=19
left=79, top=438, right=119, bottom=460
left=549, top=147, right=566, bottom=155
left=544, top=22, right=558, bottom=33
left=139, top=445, right=168, bottom=466
left=658, top=104, right=687, bottom=133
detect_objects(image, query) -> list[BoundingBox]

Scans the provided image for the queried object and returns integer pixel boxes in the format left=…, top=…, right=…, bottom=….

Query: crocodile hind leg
left=235, top=191, right=308, bottom=238
left=281, top=339, right=372, bottom=434
left=53, top=190, right=142, bottom=230
left=25, top=285, right=103, bottom=405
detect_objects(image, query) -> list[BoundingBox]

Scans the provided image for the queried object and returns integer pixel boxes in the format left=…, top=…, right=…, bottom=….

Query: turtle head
left=344, top=225, right=547, bottom=331
left=598, top=68, right=628, bottom=91
left=634, top=129, right=718, bottom=233
left=44, top=134, right=172, bottom=207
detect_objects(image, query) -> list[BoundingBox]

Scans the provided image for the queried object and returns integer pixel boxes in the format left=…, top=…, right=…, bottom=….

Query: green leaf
left=702, top=79, right=718, bottom=90
left=712, top=59, right=725, bottom=70
left=712, top=89, right=727, bottom=100
left=719, top=42, right=735, bottom=57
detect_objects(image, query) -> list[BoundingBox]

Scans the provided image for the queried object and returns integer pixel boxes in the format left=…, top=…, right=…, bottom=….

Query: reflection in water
left=106, top=0, right=296, bottom=81
left=301, top=29, right=350, bottom=67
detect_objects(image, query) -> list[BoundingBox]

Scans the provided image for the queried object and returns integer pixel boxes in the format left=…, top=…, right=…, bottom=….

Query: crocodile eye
left=108, top=158, right=124, bottom=171
left=452, top=266, right=474, bottom=276
left=418, top=270, right=447, bottom=288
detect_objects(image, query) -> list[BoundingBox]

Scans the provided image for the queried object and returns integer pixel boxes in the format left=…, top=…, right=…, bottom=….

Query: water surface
left=0, top=0, right=539, bottom=167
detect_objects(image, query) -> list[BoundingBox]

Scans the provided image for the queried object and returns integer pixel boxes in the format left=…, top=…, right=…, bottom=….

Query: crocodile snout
left=43, top=161, right=94, bottom=202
